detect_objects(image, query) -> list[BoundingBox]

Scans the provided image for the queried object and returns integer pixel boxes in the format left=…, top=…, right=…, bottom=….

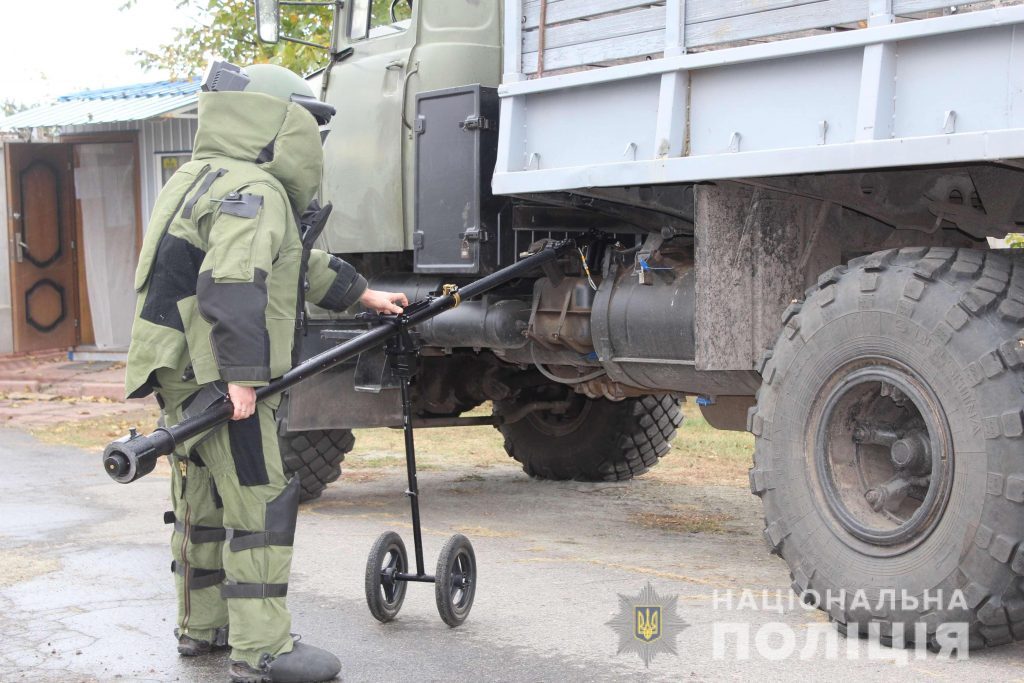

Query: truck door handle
left=385, top=59, right=405, bottom=70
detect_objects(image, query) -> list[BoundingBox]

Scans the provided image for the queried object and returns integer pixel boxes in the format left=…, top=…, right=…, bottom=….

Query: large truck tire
left=278, top=426, right=355, bottom=502
left=749, top=247, right=1024, bottom=649
left=497, top=393, right=682, bottom=481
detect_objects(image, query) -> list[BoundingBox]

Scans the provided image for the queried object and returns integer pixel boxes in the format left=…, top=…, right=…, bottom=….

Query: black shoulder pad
left=219, top=192, right=264, bottom=219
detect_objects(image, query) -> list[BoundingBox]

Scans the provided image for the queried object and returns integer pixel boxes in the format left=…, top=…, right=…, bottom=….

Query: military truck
left=256, top=0, right=1024, bottom=649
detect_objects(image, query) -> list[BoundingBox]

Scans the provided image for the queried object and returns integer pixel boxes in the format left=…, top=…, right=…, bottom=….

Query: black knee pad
left=265, top=476, right=300, bottom=537
left=225, top=477, right=300, bottom=552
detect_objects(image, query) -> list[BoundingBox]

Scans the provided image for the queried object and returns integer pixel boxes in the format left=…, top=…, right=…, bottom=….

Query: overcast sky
left=0, top=0, right=192, bottom=105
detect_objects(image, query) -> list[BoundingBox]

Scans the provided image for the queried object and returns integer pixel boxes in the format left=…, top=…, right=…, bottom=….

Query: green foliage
left=2, top=100, right=27, bottom=117
left=369, top=0, right=412, bottom=30
left=122, top=0, right=410, bottom=78
left=1007, top=233, right=1024, bottom=248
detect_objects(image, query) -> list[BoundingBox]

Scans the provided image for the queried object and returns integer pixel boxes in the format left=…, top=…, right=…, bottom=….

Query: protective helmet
left=201, top=60, right=334, bottom=125
left=241, top=63, right=314, bottom=101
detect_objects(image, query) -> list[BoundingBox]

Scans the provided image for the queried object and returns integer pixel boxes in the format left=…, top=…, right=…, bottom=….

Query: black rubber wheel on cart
left=435, top=534, right=477, bottom=627
left=365, top=531, right=409, bottom=623
left=749, top=247, right=1024, bottom=650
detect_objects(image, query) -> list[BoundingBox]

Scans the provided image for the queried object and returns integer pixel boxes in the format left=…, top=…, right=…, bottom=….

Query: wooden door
left=5, top=143, right=78, bottom=352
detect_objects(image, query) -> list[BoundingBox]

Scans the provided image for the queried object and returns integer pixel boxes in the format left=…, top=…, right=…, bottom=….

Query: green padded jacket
left=125, top=91, right=366, bottom=399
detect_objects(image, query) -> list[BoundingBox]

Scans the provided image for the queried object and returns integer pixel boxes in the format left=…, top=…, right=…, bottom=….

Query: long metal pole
left=102, top=239, right=574, bottom=483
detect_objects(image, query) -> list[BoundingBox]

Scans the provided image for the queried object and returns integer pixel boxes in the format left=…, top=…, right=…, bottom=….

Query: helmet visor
left=290, top=94, right=336, bottom=126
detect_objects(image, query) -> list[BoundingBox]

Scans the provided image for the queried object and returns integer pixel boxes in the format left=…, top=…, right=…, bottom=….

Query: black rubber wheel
left=749, top=247, right=1024, bottom=650
left=435, top=534, right=476, bottom=627
left=278, top=426, right=354, bottom=502
left=496, top=392, right=682, bottom=481
left=365, top=531, right=409, bottom=623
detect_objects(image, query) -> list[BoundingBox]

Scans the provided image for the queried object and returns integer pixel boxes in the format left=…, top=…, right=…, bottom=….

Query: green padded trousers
left=155, top=364, right=296, bottom=668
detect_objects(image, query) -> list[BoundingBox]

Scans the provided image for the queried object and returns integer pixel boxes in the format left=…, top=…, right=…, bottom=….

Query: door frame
left=62, top=132, right=142, bottom=348
left=4, top=141, right=79, bottom=352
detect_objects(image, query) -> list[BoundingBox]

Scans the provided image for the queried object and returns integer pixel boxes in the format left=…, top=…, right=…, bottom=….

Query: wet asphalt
left=1, top=428, right=1023, bottom=682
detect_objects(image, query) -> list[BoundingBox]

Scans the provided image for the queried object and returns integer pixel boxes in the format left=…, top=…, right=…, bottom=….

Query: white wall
left=138, top=118, right=199, bottom=226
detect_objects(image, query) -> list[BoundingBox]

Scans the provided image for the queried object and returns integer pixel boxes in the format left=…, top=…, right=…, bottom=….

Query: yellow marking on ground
left=454, top=525, right=519, bottom=538
left=304, top=512, right=454, bottom=539
left=908, top=667, right=949, bottom=679
left=515, top=556, right=724, bottom=587
left=305, top=497, right=389, bottom=510
left=0, top=550, right=60, bottom=586
left=632, top=508, right=734, bottom=534
left=303, top=508, right=403, bottom=523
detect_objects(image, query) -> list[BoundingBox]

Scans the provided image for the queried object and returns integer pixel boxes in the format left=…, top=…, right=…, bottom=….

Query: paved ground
left=1, top=428, right=1022, bottom=682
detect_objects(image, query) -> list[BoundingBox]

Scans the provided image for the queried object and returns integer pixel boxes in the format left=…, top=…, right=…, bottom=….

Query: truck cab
left=319, top=1, right=502, bottom=255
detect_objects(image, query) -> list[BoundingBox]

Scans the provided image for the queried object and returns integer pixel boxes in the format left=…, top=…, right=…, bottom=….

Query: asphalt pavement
left=1, top=429, right=1022, bottom=682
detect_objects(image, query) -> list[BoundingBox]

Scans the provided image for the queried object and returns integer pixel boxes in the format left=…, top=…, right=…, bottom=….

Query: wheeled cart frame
left=362, top=312, right=476, bottom=626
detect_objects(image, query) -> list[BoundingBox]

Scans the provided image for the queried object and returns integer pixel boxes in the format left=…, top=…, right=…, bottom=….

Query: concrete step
left=0, top=379, right=42, bottom=393
left=0, top=353, right=126, bottom=402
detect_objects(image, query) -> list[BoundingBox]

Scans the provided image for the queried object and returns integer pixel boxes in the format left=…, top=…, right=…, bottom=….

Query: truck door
left=5, top=143, right=79, bottom=352
left=321, top=2, right=416, bottom=254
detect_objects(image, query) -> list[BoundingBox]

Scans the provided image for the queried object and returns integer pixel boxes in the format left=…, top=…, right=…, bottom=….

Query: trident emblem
left=635, top=606, right=661, bottom=642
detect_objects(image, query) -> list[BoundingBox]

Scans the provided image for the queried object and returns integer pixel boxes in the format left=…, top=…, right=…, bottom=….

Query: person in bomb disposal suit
left=124, top=61, right=408, bottom=683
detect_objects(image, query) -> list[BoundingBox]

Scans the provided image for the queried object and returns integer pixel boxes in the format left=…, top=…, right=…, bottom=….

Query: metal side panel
left=688, top=47, right=863, bottom=155
left=413, top=85, right=499, bottom=274
left=522, top=76, right=661, bottom=170
left=493, top=6, right=1024, bottom=195
left=892, top=26, right=1024, bottom=137
left=287, top=365, right=403, bottom=430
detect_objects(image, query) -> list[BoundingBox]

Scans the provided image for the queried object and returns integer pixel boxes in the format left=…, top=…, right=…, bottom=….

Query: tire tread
left=499, top=394, right=682, bottom=482
left=750, top=247, right=1024, bottom=650
left=279, top=426, right=354, bottom=502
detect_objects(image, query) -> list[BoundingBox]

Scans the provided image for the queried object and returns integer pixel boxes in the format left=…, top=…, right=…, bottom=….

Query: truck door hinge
left=459, top=115, right=492, bottom=132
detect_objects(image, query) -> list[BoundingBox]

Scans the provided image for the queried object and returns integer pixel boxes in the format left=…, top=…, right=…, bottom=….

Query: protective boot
left=177, top=625, right=230, bottom=656
left=228, top=640, right=341, bottom=683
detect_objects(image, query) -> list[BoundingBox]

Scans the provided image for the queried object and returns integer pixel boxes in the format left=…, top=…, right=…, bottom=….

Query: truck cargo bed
left=494, top=1, right=1024, bottom=195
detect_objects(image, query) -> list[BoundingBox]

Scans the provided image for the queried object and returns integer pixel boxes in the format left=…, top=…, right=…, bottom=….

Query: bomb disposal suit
left=125, top=63, right=376, bottom=681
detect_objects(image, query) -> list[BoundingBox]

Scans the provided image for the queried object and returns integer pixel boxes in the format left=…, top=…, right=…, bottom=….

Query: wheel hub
left=524, top=391, right=591, bottom=437
left=888, top=430, right=931, bottom=474
left=812, top=361, right=954, bottom=552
